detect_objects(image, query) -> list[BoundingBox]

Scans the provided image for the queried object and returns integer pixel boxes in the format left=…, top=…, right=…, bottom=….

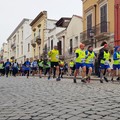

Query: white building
left=44, top=27, right=65, bottom=53
left=2, top=43, right=8, bottom=61
left=65, top=15, right=83, bottom=59
left=7, top=18, right=32, bottom=63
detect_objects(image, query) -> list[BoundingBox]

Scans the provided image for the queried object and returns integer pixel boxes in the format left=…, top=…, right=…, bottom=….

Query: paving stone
left=0, top=77, right=120, bottom=119
left=102, top=116, right=118, bottom=120
left=42, top=115, right=57, bottom=120
left=67, top=116, right=81, bottom=120
left=59, top=114, right=73, bottom=119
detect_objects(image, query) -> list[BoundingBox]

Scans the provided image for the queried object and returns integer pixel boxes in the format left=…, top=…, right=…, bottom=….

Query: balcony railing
left=80, top=22, right=110, bottom=42
left=31, top=39, right=36, bottom=48
left=35, top=36, right=41, bottom=45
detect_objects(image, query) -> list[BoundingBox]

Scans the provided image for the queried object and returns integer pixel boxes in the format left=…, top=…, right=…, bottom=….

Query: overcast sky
left=0, top=0, right=83, bottom=48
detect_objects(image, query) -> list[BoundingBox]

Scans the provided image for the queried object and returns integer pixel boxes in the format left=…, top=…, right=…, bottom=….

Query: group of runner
left=0, top=43, right=120, bottom=83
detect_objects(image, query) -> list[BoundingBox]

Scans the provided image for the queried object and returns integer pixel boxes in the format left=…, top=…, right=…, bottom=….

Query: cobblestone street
left=0, top=77, right=120, bottom=120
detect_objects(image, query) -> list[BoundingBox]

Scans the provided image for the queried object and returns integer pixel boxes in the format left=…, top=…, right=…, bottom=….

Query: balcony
left=35, top=36, right=41, bottom=45
left=31, top=39, right=36, bottom=48
left=80, top=22, right=110, bottom=43
left=11, top=43, right=16, bottom=49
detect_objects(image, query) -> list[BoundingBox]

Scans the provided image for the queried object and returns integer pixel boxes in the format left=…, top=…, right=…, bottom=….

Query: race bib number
left=14, top=63, right=17, bottom=67
left=26, top=65, right=29, bottom=67
left=89, top=59, right=94, bottom=64
left=104, top=60, right=109, bottom=65
left=56, top=55, right=59, bottom=59
left=60, top=67, right=64, bottom=70
left=81, top=59, right=85, bottom=63
left=119, top=60, right=120, bottom=64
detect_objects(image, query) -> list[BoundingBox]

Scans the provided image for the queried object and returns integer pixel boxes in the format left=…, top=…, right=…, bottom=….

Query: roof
left=55, top=17, right=71, bottom=27
left=72, top=15, right=82, bottom=19
left=30, top=11, right=47, bottom=26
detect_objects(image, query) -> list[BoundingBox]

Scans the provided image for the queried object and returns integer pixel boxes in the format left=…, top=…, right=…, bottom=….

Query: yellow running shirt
left=48, top=49, right=59, bottom=62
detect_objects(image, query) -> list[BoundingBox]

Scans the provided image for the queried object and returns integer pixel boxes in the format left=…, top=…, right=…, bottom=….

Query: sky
left=0, top=0, right=83, bottom=48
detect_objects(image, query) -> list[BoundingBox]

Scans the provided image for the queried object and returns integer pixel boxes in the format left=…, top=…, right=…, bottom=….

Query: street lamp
left=89, top=29, right=94, bottom=47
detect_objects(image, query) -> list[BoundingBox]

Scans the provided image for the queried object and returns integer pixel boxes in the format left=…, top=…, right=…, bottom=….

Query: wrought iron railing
left=80, top=22, right=110, bottom=42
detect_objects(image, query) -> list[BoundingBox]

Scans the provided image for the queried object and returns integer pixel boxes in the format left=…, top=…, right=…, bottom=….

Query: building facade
left=66, top=15, right=83, bottom=59
left=7, top=19, right=32, bottom=63
left=81, top=0, right=114, bottom=48
left=44, top=27, right=65, bottom=55
left=30, top=11, right=57, bottom=59
left=2, top=43, right=8, bottom=61
left=115, top=0, right=120, bottom=46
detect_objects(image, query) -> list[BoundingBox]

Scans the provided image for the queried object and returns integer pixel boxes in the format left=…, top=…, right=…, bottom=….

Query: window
left=51, top=40, right=53, bottom=50
left=17, top=47, right=19, bottom=57
left=57, top=41, right=62, bottom=55
left=21, top=45, right=23, bottom=55
left=34, top=32, right=36, bottom=41
left=28, top=43, right=30, bottom=52
left=18, top=33, right=19, bottom=43
left=38, top=29, right=40, bottom=37
left=87, top=14, right=92, bottom=37
left=70, top=39, right=73, bottom=54
left=22, top=30, right=23, bottom=40
left=100, top=4, right=107, bottom=32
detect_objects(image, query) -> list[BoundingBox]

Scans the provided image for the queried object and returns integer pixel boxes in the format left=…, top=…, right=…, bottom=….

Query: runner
left=43, top=58, right=51, bottom=79
left=24, top=58, right=31, bottom=78
left=73, top=43, right=86, bottom=83
left=85, top=46, right=96, bottom=82
left=59, top=56, right=65, bottom=78
left=38, top=57, right=43, bottom=78
left=69, top=60, right=75, bottom=76
left=48, top=45, right=60, bottom=81
left=99, top=44, right=111, bottom=83
left=12, top=59, right=19, bottom=77
left=111, top=46, right=120, bottom=82
left=4, top=59, right=11, bottom=77
left=32, top=59, right=38, bottom=77
left=0, top=60, right=5, bottom=76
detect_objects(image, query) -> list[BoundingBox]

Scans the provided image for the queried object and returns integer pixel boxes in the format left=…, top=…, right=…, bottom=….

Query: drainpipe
left=94, top=4, right=97, bottom=48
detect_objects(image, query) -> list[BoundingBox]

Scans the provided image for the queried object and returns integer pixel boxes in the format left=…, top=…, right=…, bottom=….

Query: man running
left=85, top=46, right=96, bottom=82
left=24, top=58, right=31, bottom=78
left=48, top=45, right=60, bottom=81
left=32, top=59, right=38, bottom=77
left=99, top=44, right=111, bottom=83
left=73, top=43, right=86, bottom=83
left=111, top=46, right=120, bottom=82
left=4, top=59, right=11, bottom=77
left=12, top=59, right=19, bottom=77
left=69, top=60, right=75, bottom=76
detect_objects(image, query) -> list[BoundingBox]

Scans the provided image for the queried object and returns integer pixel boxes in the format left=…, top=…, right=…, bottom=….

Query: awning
left=93, top=46, right=104, bottom=53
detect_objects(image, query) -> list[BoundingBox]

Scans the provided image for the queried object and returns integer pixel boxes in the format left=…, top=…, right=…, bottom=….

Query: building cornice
left=84, top=5, right=94, bottom=13
left=30, top=11, right=47, bottom=26
left=7, top=18, right=30, bottom=41
left=97, top=0, right=108, bottom=4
